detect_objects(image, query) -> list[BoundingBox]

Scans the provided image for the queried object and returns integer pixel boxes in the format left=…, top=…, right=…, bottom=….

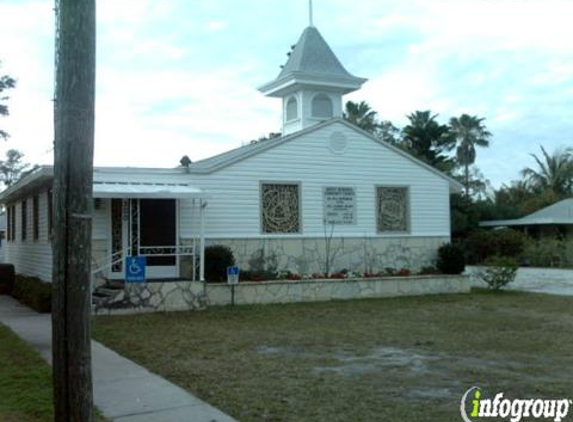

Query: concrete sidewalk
left=0, top=295, right=239, bottom=422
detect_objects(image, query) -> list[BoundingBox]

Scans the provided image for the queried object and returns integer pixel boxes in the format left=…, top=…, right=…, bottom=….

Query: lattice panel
left=377, top=187, right=408, bottom=232
left=261, top=183, right=300, bottom=233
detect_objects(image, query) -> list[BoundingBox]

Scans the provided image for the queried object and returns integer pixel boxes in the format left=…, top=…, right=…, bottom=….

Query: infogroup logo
left=460, top=387, right=572, bottom=422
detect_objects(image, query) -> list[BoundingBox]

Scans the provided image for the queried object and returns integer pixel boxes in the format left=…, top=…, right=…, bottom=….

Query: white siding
left=5, top=189, right=53, bottom=282
left=180, top=122, right=451, bottom=239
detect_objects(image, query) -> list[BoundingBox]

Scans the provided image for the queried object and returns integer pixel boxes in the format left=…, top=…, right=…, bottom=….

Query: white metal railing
left=91, top=248, right=130, bottom=276
left=91, top=240, right=200, bottom=292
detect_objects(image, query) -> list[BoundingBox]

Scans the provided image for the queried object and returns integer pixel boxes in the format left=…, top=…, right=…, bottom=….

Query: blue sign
left=125, top=256, right=146, bottom=283
left=227, top=266, right=240, bottom=285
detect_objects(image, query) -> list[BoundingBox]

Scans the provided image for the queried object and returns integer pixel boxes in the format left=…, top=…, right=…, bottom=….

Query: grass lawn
left=0, top=323, right=107, bottom=422
left=0, top=324, right=53, bottom=422
left=93, top=290, right=573, bottom=422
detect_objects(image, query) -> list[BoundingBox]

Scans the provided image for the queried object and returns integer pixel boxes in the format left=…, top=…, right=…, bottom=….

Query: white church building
left=0, top=24, right=461, bottom=284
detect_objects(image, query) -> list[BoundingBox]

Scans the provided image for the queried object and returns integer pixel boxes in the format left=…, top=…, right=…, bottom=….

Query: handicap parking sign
left=125, top=256, right=146, bottom=283
left=227, top=266, right=240, bottom=285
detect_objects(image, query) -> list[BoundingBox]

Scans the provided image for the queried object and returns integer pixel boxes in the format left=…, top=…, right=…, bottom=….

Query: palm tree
left=402, top=110, right=455, bottom=172
left=521, top=146, right=573, bottom=196
left=450, top=114, right=492, bottom=197
left=344, top=101, right=379, bottom=134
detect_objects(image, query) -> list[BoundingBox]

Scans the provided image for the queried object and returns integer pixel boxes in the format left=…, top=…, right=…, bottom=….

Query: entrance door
left=138, top=199, right=178, bottom=278
left=109, top=198, right=179, bottom=280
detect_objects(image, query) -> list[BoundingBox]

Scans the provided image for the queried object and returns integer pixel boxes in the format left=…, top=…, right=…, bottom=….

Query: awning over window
left=93, top=182, right=208, bottom=199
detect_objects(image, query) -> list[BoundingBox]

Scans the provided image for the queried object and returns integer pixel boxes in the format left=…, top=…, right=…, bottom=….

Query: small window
left=47, top=189, right=53, bottom=239
left=6, top=206, right=11, bottom=242
left=33, top=195, right=39, bottom=241
left=9, top=205, right=15, bottom=241
left=11, top=205, right=15, bottom=241
left=261, top=183, right=301, bottom=234
left=376, top=187, right=409, bottom=233
left=312, top=94, right=333, bottom=118
left=286, top=97, right=298, bottom=121
left=21, top=200, right=27, bottom=241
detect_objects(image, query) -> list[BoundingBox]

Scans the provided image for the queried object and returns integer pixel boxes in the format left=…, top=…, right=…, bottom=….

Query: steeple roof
left=259, top=26, right=366, bottom=97
left=279, top=26, right=360, bottom=80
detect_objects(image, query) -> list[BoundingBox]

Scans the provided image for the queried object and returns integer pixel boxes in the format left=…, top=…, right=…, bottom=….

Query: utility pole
left=52, top=0, right=96, bottom=421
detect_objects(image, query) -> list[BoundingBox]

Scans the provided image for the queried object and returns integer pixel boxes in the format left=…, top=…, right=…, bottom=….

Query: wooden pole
left=52, top=0, right=96, bottom=421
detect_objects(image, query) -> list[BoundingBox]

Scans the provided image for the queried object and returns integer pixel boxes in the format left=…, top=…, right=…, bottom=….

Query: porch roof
left=93, top=181, right=208, bottom=199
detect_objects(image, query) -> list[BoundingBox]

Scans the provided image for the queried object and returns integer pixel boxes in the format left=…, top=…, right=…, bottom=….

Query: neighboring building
left=0, top=24, right=461, bottom=283
left=480, top=198, right=573, bottom=239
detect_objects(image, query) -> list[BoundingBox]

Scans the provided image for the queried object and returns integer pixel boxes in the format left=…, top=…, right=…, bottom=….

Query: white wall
left=5, top=190, right=111, bottom=283
left=180, top=121, right=452, bottom=240
left=5, top=188, right=53, bottom=282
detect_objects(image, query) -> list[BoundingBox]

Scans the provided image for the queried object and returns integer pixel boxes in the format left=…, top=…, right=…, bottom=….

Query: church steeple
left=259, top=26, right=367, bottom=135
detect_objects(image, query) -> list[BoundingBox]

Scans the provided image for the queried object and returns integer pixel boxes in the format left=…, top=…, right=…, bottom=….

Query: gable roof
left=481, top=198, right=573, bottom=227
left=190, top=118, right=463, bottom=192
left=0, top=120, right=463, bottom=202
left=259, top=26, right=366, bottom=96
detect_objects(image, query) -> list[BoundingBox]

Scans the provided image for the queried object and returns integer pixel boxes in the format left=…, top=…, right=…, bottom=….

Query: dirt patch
left=315, top=346, right=437, bottom=376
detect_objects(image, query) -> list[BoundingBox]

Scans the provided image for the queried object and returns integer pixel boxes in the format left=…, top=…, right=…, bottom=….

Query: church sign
left=323, top=187, right=356, bottom=225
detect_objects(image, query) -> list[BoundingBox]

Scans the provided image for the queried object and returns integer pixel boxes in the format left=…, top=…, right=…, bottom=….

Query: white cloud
left=206, top=21, right=228, bottom=32
left=0, top=0, right=572, bottom=190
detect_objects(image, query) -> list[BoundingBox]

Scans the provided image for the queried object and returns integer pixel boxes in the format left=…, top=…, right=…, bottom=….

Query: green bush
left=521, top=238, right=572, bottom=268
left=463, top=229, right=527, bottom=264
left=11, top=276, right=52, bottom=313
left=0, top=264, right=15, bottom=295
left=436, top=243, right=466, bottom=275
left=478, top=256, right=518, bottom=290
left=495, top=229, right=528, bottom=258
left=463, top=230, right=497, bottom=264
left=204, top=245, right=235, bottom=282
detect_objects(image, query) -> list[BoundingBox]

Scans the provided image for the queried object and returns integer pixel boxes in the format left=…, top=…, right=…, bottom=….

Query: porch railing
left=91, top=240, right=200, bottom=292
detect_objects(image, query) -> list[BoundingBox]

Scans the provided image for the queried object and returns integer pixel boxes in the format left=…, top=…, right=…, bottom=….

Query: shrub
left=521, top=238, right=571, bottom=268
left=436, top=243, right=466, bottom=275
left=495, top=229, right=528, bottom=258
left=0, top=264, right=15, bottom=295
left=463, top=229, right=528, bottom=264
left=478, top=256, right=518, bottom=290
left=463, top=231, right=497, bottom=264
left=204, top=245, right=235, bottom=282
left=11, top=276, right=52, bottom=313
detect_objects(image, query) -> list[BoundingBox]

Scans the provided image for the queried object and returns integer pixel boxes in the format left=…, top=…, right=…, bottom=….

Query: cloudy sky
left=0, top=0, right=571, bottom=188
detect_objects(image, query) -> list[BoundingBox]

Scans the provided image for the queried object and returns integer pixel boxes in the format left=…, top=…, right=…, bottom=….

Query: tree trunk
left=52, top=1, right=96, bottom=421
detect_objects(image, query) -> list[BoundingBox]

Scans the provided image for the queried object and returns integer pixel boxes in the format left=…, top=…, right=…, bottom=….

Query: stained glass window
left=261, top=183, right=300, bottom=233
left=377, top=187, right=409, bottom=232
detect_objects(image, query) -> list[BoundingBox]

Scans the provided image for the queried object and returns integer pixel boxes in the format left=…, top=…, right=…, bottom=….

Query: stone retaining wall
left=94, top=275, right=469, bottom=314
left=94, top=281, right=207, bottom=315
left=207, top=275, right=469, bottom=306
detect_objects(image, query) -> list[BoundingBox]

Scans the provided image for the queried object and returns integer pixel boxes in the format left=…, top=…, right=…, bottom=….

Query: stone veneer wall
left=207, top=276, right=469, bottom=306
left=94, top=281, right=207, bottom=315
left=94, top=275, right=469, bottom=314
left=206, top=236, right=449, bottom=275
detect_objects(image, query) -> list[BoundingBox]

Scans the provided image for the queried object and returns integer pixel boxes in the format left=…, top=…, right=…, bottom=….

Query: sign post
left=125, top=256, right=146, bottom=283
left=227, top=266, right=240, bottom=306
